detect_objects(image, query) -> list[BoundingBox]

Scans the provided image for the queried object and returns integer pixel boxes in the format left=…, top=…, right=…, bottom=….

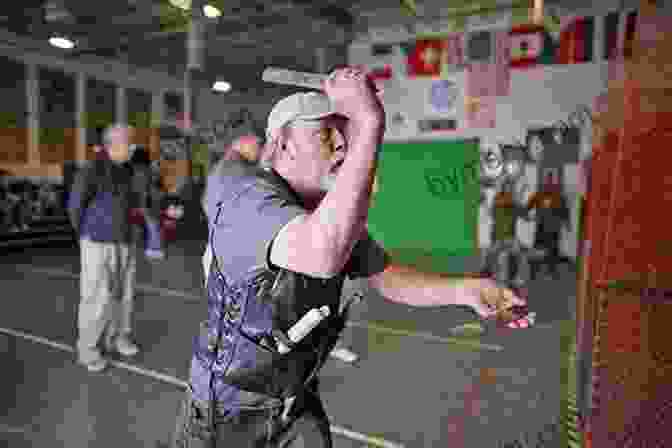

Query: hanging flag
left=466, top=31, right=510, bottom=98
left=494, top=30, right=511, bottom=96
left=556, top=16, right=595, bottom=64
left=603, top=10, right=638, bottom=60
left=466, top=62, right=492, bottom=98
left=407, top=39, right=444, bottom=77
left=440, top=33, right=465, bottom=76
left=509, top=24, right=556, bottom=68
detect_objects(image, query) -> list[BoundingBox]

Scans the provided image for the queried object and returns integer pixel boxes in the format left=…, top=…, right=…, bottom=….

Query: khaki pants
left=485, top=239, right=531, bottom=286
left=77, top=238, right=137, bottom=362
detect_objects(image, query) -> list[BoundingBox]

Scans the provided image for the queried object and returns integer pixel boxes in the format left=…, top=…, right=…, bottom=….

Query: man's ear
left=277, top=129, right=296, bottom=160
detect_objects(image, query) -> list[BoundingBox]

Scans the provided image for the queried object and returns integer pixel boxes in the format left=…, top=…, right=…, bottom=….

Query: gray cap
left=266, top=92, right=335, bottom=140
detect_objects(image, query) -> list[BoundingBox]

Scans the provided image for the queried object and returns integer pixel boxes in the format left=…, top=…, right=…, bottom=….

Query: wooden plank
left=0, top=163, right=63, bottom=179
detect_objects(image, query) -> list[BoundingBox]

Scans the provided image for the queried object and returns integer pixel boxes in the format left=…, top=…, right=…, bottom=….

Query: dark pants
left=172, top=388, right=332, bottom=448
left=535, top=229, right=562, bottom=276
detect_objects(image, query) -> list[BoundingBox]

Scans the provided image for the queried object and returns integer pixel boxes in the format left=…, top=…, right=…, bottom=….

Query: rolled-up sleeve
left=344, top=231, right=389, bottom=280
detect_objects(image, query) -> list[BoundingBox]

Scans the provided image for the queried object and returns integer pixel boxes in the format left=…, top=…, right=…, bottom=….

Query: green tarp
left=367, top=139, right=481, bottom=274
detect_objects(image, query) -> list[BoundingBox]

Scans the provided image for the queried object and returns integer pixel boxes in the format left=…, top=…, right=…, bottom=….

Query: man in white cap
left=173, top=67, right=524, bottom=447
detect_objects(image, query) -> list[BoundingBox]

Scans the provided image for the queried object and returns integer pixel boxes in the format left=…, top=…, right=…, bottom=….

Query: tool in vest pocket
left=274, top=306, right=331, bottom=354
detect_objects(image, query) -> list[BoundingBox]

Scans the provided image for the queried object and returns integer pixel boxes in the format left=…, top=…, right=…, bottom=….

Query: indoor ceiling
left=0, top=0, right=630, bottom=91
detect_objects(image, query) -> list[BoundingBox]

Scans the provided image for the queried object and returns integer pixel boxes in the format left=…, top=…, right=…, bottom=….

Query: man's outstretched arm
left=365, top=256, right=523, bottom=318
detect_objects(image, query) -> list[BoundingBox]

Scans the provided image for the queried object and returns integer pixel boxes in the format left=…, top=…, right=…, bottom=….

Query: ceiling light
left=203, top=5, right=221, bottom=18
left=49, top=36, right=75, bottom=49
left=168, top=0, right=190, bottom=11
left=169, top=0, right=220, bottom=17
left=212, top=81, right=231, bottom=92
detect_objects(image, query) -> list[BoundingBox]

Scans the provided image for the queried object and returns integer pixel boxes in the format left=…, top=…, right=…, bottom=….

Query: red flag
left=407, top=39, right=444, bottom=77
left=466, top=32, right=509, bottom=99
left=509, top=24, right=555, bottom=68
left=557, top=16, right=595, bottom=64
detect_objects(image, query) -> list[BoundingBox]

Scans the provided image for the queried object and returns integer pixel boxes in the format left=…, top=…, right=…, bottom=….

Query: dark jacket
left=67, top=157, right=155, bottom=243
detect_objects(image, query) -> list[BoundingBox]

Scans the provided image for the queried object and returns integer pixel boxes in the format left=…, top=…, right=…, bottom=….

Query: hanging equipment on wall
left=551, top=105, right=594, bottom=145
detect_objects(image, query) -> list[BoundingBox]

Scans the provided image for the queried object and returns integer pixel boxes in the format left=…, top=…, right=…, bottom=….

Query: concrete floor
left=0, top=238, right=576, bottom=447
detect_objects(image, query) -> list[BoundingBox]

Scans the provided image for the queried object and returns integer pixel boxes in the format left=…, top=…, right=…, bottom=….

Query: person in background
left=483, top=146, right=532, bottom=289
left=129, top=145, right=166, bottom=259
left=527, top=171, right=571, bottom=279
left=67, top=124, right=145, bottom=372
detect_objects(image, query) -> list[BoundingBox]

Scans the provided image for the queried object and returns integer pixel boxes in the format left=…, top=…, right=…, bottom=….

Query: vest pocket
left=220, top=333, right=321, bottom=398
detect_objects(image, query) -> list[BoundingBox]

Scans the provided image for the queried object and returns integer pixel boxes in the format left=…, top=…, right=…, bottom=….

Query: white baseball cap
left=266, top=92, right=336, bottom=140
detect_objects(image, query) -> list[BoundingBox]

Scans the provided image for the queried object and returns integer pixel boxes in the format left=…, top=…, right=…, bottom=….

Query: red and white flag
left=406, top=39, right=444, bottom=77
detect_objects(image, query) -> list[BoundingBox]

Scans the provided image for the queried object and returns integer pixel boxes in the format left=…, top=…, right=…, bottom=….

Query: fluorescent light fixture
left=168, top=0, right=190, bottom=10
left=49, top=36, right=75, bottom=49
left=212, top=81, right=231, bottom=92
left=203, top=5, right=221, bottom=18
